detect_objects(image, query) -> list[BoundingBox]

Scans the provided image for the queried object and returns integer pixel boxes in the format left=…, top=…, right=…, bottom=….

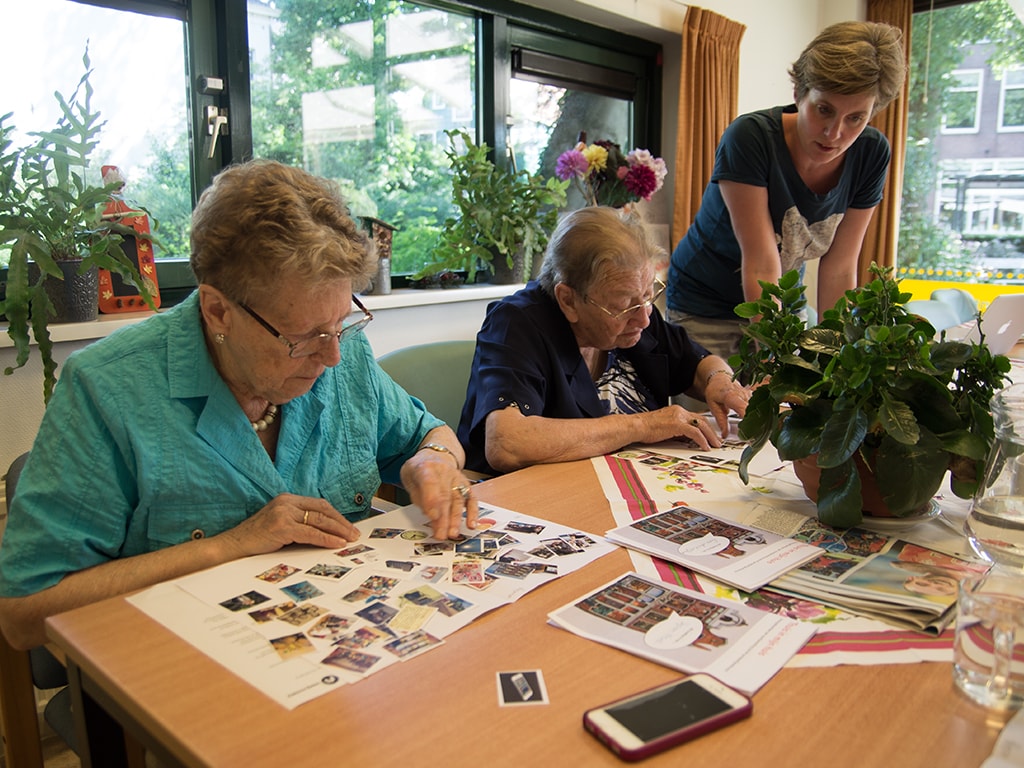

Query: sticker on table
left=644, top=613, right=705, bottom=650
left=497, top=670, right=548, bottom=706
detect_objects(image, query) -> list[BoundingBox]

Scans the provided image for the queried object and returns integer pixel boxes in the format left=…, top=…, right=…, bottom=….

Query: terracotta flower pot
left=791, top=454, right=930, bottom=520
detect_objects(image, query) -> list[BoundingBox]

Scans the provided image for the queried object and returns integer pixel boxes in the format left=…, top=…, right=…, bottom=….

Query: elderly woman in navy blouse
left=0, top=160, right=477, bottom=650
left=458, top=206, right=750, bottom=476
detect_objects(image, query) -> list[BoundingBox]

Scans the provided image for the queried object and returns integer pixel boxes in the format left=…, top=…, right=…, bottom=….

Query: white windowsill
left=0, top=283, right=523, bottom=348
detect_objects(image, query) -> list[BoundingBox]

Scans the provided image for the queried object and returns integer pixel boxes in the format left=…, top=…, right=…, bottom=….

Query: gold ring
left=690, top=418, right=701, bottom=427
left=452, top=484, right=470, bottom=500
left=302, top=510, right=309, bottom=526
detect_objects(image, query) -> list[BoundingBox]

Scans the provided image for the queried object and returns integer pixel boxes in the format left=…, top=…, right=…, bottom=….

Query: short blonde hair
left=538, top=206, right=664, bottom=295
left=190, top=159, right=376, bottom=303
left=788, top=21, right=907, bottom=115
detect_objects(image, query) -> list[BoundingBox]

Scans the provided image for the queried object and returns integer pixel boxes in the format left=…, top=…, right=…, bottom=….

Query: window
left=899, top=0, right=1024, bottom=287
left=941, top=69, right=983, bottom=133
left=998, top=68, right=1024, bottom=131
left=1, top=0, right=660, bottom=298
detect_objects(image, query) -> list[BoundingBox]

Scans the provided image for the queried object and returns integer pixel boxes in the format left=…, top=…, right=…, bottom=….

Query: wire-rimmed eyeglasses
left=584, top=278, right=666, bottom=320
left=240, top=296, right=373, bottom=358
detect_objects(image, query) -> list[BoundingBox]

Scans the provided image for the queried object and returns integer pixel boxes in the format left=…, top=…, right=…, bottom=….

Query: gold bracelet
left=419, top=442, right=459, bottom=466
left=705, top=368, right=733, bottom=388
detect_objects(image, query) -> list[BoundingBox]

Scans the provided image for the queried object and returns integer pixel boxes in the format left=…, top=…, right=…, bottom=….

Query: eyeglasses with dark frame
left=240, top=296, right=374, bottom=358
left=584, top=278, right=666, bottom=320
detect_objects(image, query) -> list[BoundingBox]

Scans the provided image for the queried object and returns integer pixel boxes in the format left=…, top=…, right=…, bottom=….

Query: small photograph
left=281, top=580, right=325, bottom=603
left=321, top=646, right=381, bottom=674
left=307, top=613, right=352, bottom=641
left=415, top=541, right=454, bottom=556
left=279, top=603, right=327, bottom=627
left=461, top=574, right=497, bottom=592
left=306, top=563, right=352, bottom=580
left=497, top=670, right=549, bottom=706
left=369, top=527, right=404, bottom=539
left=220, top=590, right=270, bottom=612
left=355, top=601, right=399, bottom=625
left=452, top=559, right=486, bottom=584
left=485, top=561, right=533, bottom=580
left=540, top=537, right=581, bottom=556
left=269, top=632, right=315, bottom=660
left=417, top=565, right=448, bottom=583
left=401, top=585, right=445, bottom=606
left=383, top=629, right=443, bottom=659
left=343, top=575, right=399, bottom=602
left=248, top=601, right=297, bottom=623
left=400, top=529, right=429, bottom=541
left=256, top=563, right=301, bottom=583
left=334, top=625, right=394, bottom=650
left=385, top=560, right=416, bottom=572
left=564, top=532, right=597, bottom=549
left=434, top=593, right=473, bottom=617
left=455, top=538, right=486, bottom=555
left=528, top=544, right=557, bottom=560
left=335, top=544, right=375, bottom=558
left=505, top=520, right=545, bottom=535
left=498, top=549, right=531, bottom=563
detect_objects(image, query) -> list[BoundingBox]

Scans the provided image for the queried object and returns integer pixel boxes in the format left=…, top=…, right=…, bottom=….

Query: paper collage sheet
left=128, top=503, right=614, bottom=709
left=591, top=436, right=985, bottom=667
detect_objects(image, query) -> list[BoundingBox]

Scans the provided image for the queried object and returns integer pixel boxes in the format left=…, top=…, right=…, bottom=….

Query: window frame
left=941, top=68, right=984, bottom=134
left=997, top=66, right=1024, bottom=132
left=68, top=0, right=661, bottom=299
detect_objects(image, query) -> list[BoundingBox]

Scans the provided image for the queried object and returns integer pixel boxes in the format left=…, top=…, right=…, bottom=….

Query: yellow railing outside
left=896, top=268, right=1024, bottom=311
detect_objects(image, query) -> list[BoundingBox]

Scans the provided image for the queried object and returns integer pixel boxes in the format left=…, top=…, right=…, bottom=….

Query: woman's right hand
left=216, top=493, right=361, bottom=559
left=638, top=405, right=722, bottom=450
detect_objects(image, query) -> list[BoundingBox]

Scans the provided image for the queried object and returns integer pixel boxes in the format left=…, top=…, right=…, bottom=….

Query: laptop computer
left=944, top=293, right=1024, bottom=356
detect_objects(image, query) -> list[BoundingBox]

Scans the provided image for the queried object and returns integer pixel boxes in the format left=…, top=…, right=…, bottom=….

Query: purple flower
left=555, top=149, right=589, bottom=180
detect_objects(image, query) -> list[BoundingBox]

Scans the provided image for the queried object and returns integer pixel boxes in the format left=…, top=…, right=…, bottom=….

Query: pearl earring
left=215, top=333, right=226, bottom=344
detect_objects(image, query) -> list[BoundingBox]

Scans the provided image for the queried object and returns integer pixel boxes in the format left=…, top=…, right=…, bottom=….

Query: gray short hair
left=537, top=207, right=664, bottom=296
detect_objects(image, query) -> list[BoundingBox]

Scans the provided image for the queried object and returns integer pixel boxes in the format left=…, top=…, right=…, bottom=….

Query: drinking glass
left=965, top=383, right=1024, bottom=567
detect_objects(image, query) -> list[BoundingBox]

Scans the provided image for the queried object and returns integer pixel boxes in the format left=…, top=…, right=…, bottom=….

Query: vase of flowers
left=554, top=132, right=667, bottom=209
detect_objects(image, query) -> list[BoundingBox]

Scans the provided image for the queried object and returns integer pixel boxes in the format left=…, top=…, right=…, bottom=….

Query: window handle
left=204, top=106, right=229, bottom=158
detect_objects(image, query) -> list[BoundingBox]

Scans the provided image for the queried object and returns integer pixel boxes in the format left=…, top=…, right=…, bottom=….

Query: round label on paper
left=644, top=614, right=704, bottom=650
left=677, top=533, right=729, bottom=556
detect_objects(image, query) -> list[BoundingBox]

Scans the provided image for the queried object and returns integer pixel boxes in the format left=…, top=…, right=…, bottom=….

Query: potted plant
left=417, top=129, right=568, bottom=284
left=731, top=265, right=1012, bottom=528
left=1, top=50, right=157, bottom=404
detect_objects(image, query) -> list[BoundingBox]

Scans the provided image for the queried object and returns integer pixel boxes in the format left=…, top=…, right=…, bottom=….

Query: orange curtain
left=672, top=7, right=746, bottom=245
left=861, top=0, right=913, bottom=281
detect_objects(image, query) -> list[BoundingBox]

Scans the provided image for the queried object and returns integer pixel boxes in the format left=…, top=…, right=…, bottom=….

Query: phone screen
left=604, top=679, right=734, bottom=742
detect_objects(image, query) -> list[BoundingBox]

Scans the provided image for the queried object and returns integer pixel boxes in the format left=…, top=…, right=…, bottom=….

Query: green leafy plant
left=731, top=265, right=1011, bottom=528
left=418, top=129, right=568, bottom=282
left=0, top=50, right=157, bottom=403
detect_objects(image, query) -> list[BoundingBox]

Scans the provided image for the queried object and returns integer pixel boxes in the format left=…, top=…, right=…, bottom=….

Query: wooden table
left=47, top=460, right=1008, bottom=768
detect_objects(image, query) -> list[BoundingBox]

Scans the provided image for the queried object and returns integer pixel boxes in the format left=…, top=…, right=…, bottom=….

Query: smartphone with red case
left=583, top=674, right=751, bottom=761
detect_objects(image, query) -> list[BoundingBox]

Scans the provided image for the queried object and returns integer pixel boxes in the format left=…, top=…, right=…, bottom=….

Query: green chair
left=930, top=287, right=979, bottom=325
left=904, top=298, right=961, bottom=332
left=377, top=340, right=477, bottom=429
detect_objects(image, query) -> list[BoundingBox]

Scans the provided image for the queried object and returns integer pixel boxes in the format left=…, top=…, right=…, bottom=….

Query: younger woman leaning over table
left=0, top=159, right=477, bottom=651
left=457, top=206, right=751, bottom=477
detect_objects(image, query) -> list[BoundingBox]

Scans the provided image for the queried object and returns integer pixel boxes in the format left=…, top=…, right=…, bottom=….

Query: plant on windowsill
left=416, top=129, right=568, bottom=285
left=0, top=50, right=158, bottom=404
left=730, top=265, right=1011, bottom=528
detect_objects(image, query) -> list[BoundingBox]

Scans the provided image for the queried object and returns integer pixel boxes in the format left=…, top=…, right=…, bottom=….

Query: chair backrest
left=0, top=452, right=76, bottom=767
left=904, top=299, right=961, bottom=333
left=930, top=287, right=979, bottom=325
left=377, top=340, right=477, bottom=429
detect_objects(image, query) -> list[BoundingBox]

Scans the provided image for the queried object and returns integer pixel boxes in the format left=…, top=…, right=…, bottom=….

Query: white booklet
left=604, top=505, right=822, bottom=591
left=548, top=572, right=816, bottom=695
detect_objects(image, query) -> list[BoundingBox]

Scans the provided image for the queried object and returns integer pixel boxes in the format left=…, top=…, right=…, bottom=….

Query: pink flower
left=555, top=149, right=590, bottom=180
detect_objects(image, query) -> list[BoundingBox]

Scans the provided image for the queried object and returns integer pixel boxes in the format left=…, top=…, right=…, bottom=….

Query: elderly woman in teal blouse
left=0, top=160, right=477, bottom=650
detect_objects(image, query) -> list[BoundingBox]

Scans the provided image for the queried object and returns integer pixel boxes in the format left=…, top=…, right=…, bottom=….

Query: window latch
left=204, top=106, right=229, bottom=158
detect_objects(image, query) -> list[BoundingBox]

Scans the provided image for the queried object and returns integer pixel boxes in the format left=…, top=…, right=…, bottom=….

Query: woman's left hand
left=400, top=433, right=478, bottom=540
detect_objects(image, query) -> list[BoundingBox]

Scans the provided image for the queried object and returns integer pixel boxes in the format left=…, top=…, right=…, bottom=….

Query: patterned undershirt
left=595, top=351, right=659, bottom=415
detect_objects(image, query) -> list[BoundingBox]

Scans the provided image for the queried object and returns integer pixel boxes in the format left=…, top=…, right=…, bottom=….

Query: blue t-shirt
left=667, top=105, right=891, bottom=319
left=0, top=292, right=442, bottom=597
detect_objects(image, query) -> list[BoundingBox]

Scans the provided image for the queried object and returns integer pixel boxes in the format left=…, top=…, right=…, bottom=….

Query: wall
left=0, top=0, right=868, bottom=481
